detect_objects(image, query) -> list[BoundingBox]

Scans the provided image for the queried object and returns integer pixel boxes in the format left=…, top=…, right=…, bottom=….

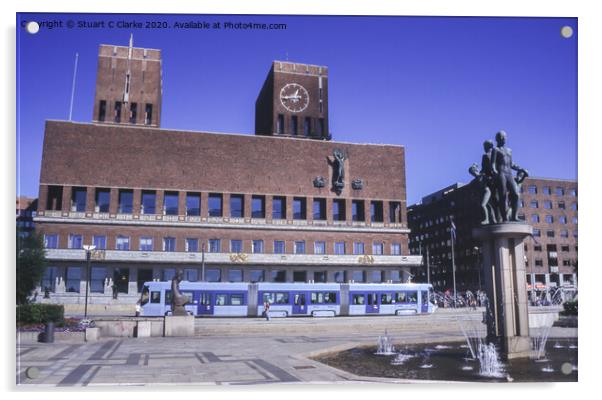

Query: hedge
left=17, top=304, right=64, bottom=325
left=562, top=300, right=578, bottom=316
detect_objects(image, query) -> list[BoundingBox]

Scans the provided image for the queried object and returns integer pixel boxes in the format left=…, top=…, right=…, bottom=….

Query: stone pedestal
left=85, top=327, right=100, bottom=342
left=473, top=223, right=533, bottom=359
left=136, top=321, right=152, bottom=338
left=164, top=316, right=195, bottom=337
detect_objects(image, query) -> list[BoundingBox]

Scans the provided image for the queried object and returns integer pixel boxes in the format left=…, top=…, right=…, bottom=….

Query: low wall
left=94, top=318, right=164, bottom=337
left=17, top=331, right=86, bottom=344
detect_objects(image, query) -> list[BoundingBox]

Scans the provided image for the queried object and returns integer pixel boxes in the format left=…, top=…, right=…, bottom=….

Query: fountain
left=375, top=330, right=396, bottom=355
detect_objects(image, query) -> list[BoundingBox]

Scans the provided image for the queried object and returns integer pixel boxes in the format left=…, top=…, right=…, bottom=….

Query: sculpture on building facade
left=170, top=269, right=189, bottom=316
left=469, top=131, right=528, bottom=224
left=328, top=149, right=346, bottom=194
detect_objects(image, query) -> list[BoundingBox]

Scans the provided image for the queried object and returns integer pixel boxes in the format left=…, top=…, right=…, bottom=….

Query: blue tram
left=139, top=281, right=435, bottom=317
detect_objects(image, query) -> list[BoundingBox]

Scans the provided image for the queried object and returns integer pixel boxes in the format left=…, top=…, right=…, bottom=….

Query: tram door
left=421, top=290, right=429, bottom=313
left=198, top=292, right=214, bottom=315
left=366, top=292, right=380, bottom=313
left=292, top=292, right=307, bottom=315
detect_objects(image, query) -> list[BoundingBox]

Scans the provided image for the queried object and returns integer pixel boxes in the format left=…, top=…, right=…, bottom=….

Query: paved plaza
left=16, top=309, right=577, bottom=387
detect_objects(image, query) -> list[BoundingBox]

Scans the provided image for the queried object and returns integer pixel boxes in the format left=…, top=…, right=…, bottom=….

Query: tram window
left=352, top=294, right=365, bottom=305
left=263, top=293, right=275, bottom=304
left=421, top=291, right=428, bottom=305
left=215, top=294, right=228, bottom=306
left=396, top=292, right=407, bottom=303
left=367, top=293, right=377, bottom=305
left=165, top=291, right=172, bottom=305
left=200, top=293, right=211, bottom=305
left=294, top=294, right=306, bottom=306
left=231, top=294, right=244, bottom=305
left=182, top=292, right=193, bottom=303
left=407, top=291, right=418, bottom=303
left=381, top=293, right=394, bottom=305
left=327, top=292, right=337, bottom=303
left=275, top=292, right=289, bottom=304
left=140, top=286, right=150, bottom=305
left=150, top=291, right=161, bottom=304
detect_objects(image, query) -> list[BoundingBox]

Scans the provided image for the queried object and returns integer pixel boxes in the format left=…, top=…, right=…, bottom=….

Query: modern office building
left=34, top=39, right=419, bottom=305
left=407, top=177, right=578, bottom=302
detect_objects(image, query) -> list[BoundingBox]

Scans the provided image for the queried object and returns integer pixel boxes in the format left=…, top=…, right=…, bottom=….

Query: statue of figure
left=327, top=149, right=346, bottom=194
left=490, top=131, right=528, bottom=222
left=469, top=140, right=497, bottom=225
left=170, top=269, right=189, bottom=316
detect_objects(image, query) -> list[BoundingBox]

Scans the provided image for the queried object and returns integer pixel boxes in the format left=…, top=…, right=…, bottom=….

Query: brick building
left=34, top=39, right=419, bottom=305
left=407, top=177, right=578, bottom=302
left=16, top=196, right=37, bottom=237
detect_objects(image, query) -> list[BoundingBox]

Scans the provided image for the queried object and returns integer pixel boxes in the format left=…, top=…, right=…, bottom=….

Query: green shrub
left=17, top=304, right=64, bottom=325
left=562, top=300, right=578, bottom=316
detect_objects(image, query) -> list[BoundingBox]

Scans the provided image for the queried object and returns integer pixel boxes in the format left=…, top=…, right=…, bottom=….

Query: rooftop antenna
left=68, top=52, right=79, bottom=121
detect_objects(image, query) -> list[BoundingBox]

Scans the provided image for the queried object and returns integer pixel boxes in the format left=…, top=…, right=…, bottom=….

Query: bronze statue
left=328, top=149, right=346, bottom=194
left=470, top=131, right=528, bottom=224
left=170, top=269, right=189, bottom=316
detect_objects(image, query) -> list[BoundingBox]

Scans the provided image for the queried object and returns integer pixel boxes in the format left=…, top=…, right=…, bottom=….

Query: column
left=156, top=190, right=164, bottom=215
left=129, top=268, right=138, bottom=295
left=178, top=191, right=187, bottom=216
left=37, top=185, right=48, bottom=212
left=61, top=186, right=72, bottom=212
left=109, top=188, right=119, bottom=214
left=86, top=186, right=96, bottom=212
left=133, top=189, right=142, bottom=215
left=223, top=193, right=231, bottom=219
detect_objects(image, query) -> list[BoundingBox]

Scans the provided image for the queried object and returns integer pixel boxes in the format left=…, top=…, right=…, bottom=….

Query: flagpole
left=451, top=222, right=457, bottom=308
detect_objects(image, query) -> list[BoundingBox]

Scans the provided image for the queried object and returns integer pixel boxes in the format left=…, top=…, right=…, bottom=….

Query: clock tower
left=255, top=61, right=330, bottom=140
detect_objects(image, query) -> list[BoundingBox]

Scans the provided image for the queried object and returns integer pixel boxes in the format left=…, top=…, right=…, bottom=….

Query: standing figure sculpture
left=469, top=140, right=498, bottom=225
left=170, top=269, right=190, bottom=316
left=328, top=149, right=346, bottom=194
left=490, top=131, right=528, bottom=222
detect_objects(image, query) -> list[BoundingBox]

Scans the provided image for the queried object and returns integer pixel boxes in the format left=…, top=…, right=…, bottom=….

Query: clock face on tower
left=279, top=83, right=309, bottom=113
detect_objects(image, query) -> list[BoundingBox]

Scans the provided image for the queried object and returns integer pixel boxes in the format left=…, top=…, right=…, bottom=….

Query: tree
left=16, top=229, right=47, bottom=304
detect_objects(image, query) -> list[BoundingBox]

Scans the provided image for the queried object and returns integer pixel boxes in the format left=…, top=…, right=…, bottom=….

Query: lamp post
left=82, top=244, right=96, bottom=319
left=473, top=246, right=482, bottom=291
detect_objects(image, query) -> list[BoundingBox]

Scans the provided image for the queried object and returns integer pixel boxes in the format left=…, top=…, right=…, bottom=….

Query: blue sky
left=16, top=13, right=577, bottom=205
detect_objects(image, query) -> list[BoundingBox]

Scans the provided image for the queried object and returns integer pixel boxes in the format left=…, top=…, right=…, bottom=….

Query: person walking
left=264, top=301, right=271, bottom=321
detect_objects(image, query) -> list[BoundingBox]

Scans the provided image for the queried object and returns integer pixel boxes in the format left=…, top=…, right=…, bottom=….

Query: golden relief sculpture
left=229, top=253, right=249, bottom=263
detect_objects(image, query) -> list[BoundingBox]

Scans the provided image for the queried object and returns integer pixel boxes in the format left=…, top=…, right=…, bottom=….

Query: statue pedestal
left=473, top=223, right=533, bottom=359
left=164, top=315, right=195, bottom=337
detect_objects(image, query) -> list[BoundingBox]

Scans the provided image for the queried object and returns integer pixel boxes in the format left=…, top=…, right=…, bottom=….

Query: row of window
left=276, top=114, right=326, bottom=136
left=519, top=199, right=577, bottom=210
left=531, top=229, right=577, bottom=239
left=527, top=214, right=578, bottom=224
left=528, top=259, right=575, bottom=267
left=523, top=185, right=577, bottom=197
left=527, top=244, right=577, bottom=253
left=98, top=100, right=153, bottom=125
left=45, top=186, right=403, bottom=224
left=44, top=234, right=403, bottom=255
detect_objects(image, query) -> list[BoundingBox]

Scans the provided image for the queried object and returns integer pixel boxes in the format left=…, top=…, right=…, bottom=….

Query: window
left=333, top=271, right=345, bottom=283
left=389, top=201, right=402, bottom=223
left=352, top=270, right=365, bottom=282
left=293, top=197, right=306, bottom=220
left=46, top=185, right=63, bottom=211
left=249, top=269, right=265, bottom=283
left=372, top=242, right=384, bottom=255
left=41, top=266, right=58, bottom=291
left=352, top=200, right=365, bottom=222
left=230, top=294, right=244, bottom=305
left=545, top=215, right=554, bottom=224
left=562, top=260, right=572, bottom=267
left=71, top=187, right=87, bottom=212
left=114, top=101, right=122, bottom=122
left=313, top=198, right=326, bottom=220
left=98, top=100, right=106, bottom=121
left=252, top=240, right=264, bottom=254
left=271, top=270, right=286, bottom=282
left=573, top=230, right=578, bottom=238
left=186, top=238, right=199, bottom=252
left=561, top=245, right=570, bottom=252
left=353, top=242, right=365, bottom=255
left=314, top=241, right=326, bottom=255
left=294, top=241, right=306, bottom=254
left=113, top=268, right=129, bottom=293
left=116, top=235, right=130, bottom=250
left=206, top=269, right=221, bottom=282
left=44, top=234, right=59, bottom=249
left=95, top=188, right=110, bottom=212
left=145, top=103, right=153, bottom=125
left=543, top=200, right=553, bottom=209
left=314, top=271, right=327, bottom=283
left=141, top=191, right=157, bottom=214
left=528, top=185, right=537, bottom=194
left=569, top=188, right=577, bottom=196
left=151, top=291, right=161, bottom=303
left=390, top=270, right=401, bottom=282
left=529, top=200, right=539, bottom=209
left=129, top=102, right=137, bottom=123
left=164, top=192, right=179, bottom=215
left=533, top=229, right=541, bottom=237
left=90, top=267, right=107, bottom=293
left=560, top=230, right=569, bottom=238
left=381, top=293, right=394, bottom=304
left=215, top=294, right=227, bottom=306
left=272, top=196, right=286, bottom=219
left=304, top=117, right=311, bottom=136
left=546, top=230, right=555, bottom=238
left=276, top=114, right=284, bottom=134
left=118, top=189, right=133, bottom=213
left=291, top=115, right=298, bottom=135
left=92, top=235, right=106, bottom=250
left=543, top=186, right=551, bottom=195
left=535, top=259, right=543, bottom=267
left=559, top=216, right=567, bottom=224
left=571, top=202, right=577, bottom=211
left=370, top=201, right=383, bottom=222
left=318, top=118, right=325, bottom=136
left=293, top=271, right=307, bottom=282
left=208, top=193, right=223, bottom=217
left=556, top=187, right=565, bottom=196
left=139, top=237, right=153, bottom=251
left=558, top=201, right=566, bottom=210
left=352, top=294, right=365, bottom=305
left=333, top=199, right=346, bottom=221
left=228, top=269, right=243, bottom=282
left=230, top=239, right=243, bottom=253
left=163, top=237, right=176, bottom=252
left=274, top=240, right=285, bottom=254
left=391, top=243, right=401, bottom=255
left=186, top=193, right=201, bottom=216
left=534, top=245, right=542, bottom=252
left=334, top=242, right=346, bottom=255
left=251, top=195, right=265, bottom=218
left=66, top=267, right=81, bottom=293
left=371, top=270, right=383, bottom=283
left=229, top=194, right=244, bottom=218
left=311, top=291, right=337, bottom=304
left=572, top=216, right=578, bottom=224
left=208, top=239, right=221, bottom=253
left=68, top=234, right=83, bottom=249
